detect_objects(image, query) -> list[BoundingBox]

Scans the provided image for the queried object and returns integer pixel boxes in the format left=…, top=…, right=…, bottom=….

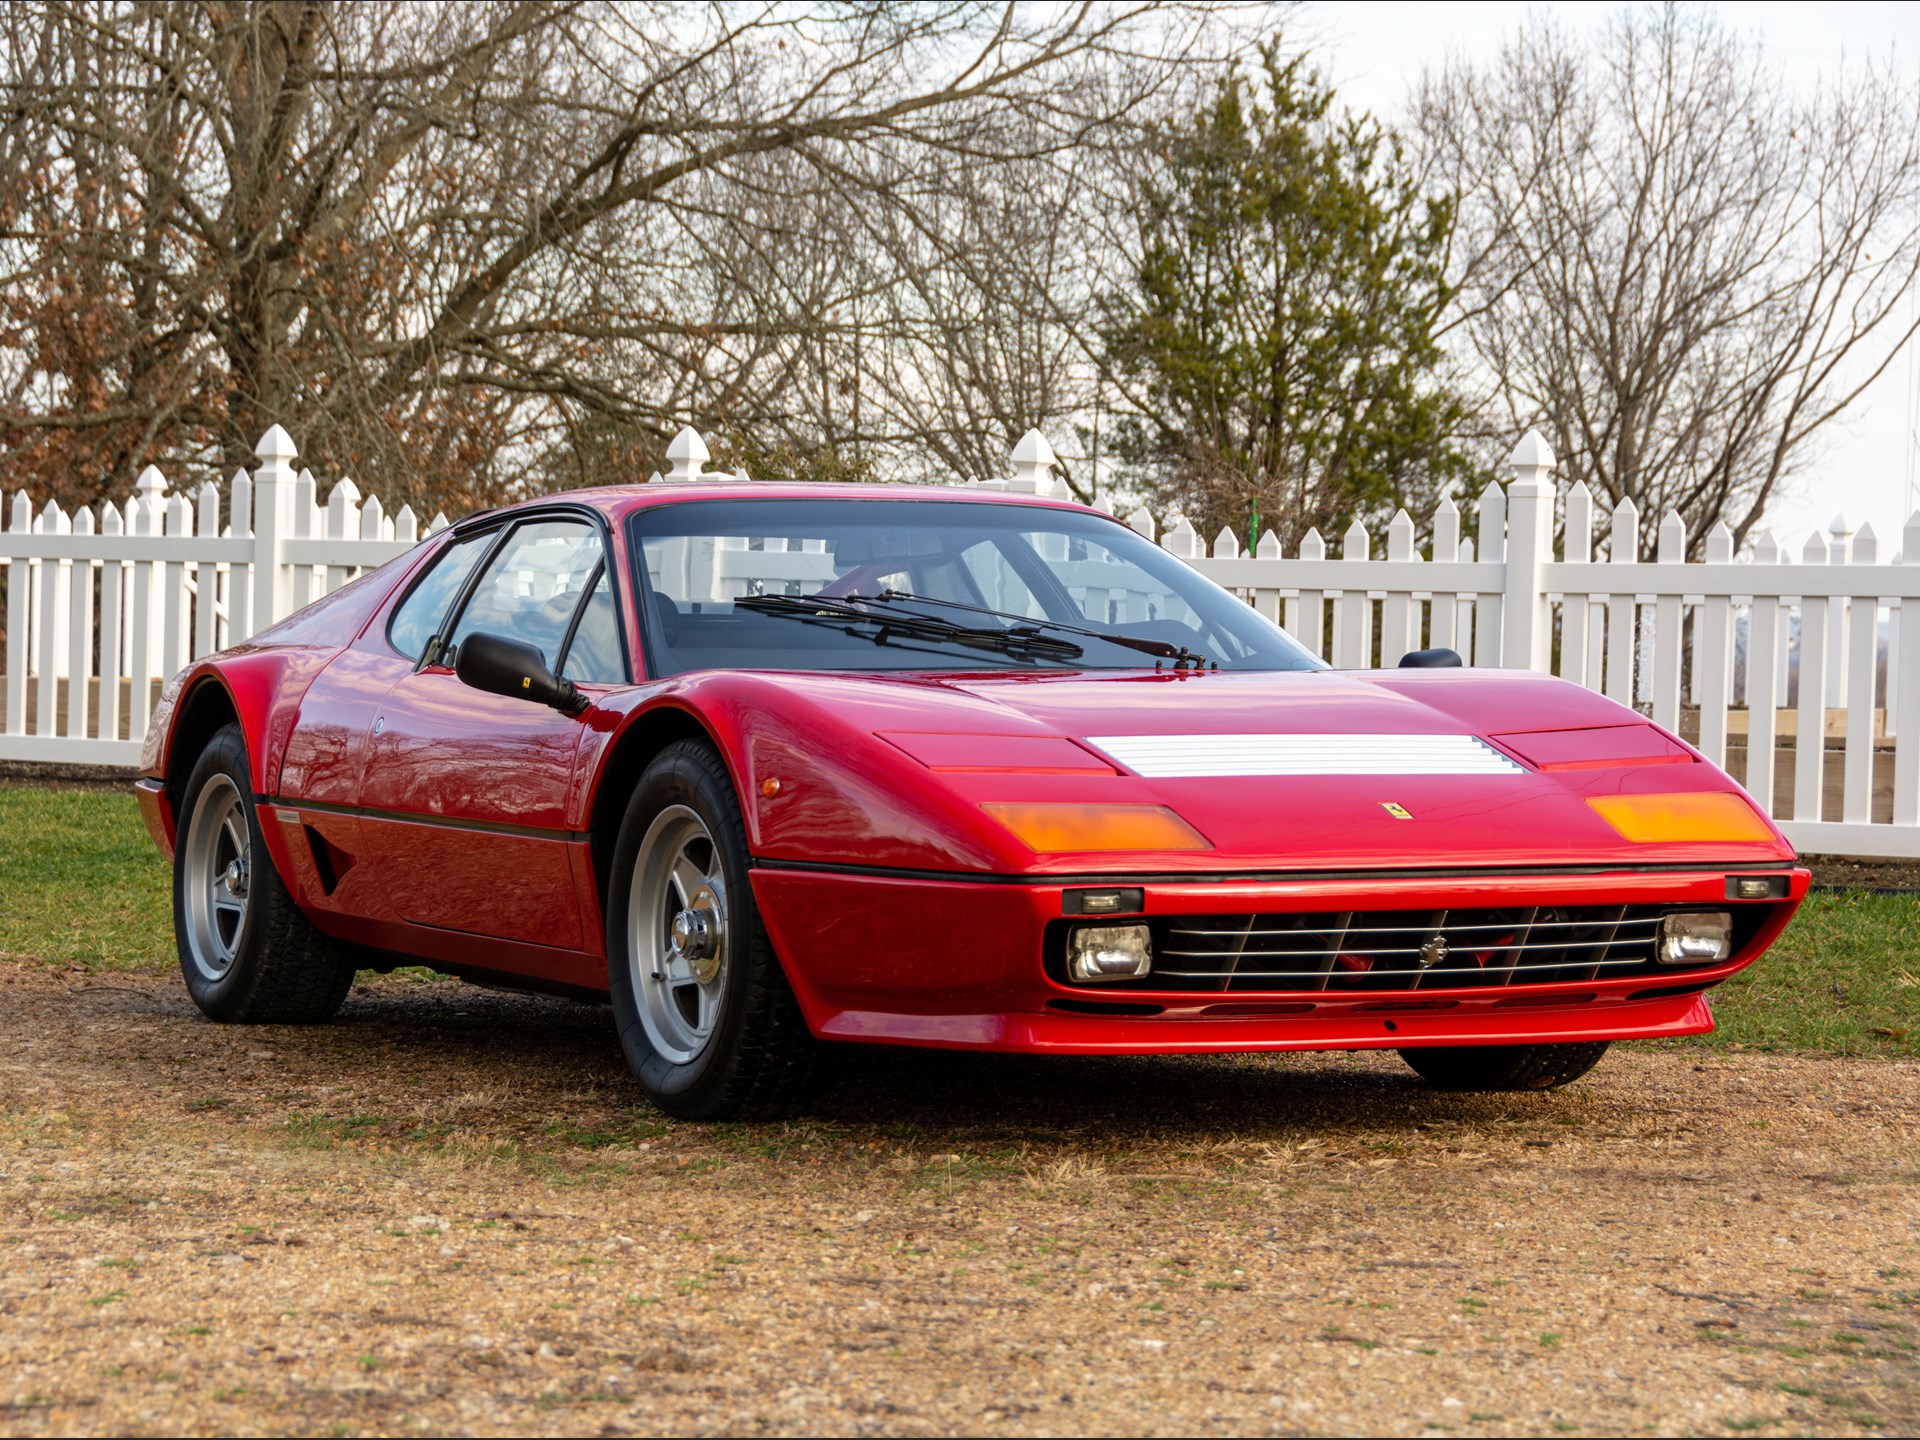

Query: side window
left=445, top=519, right=605, bottom=667
left=387, top=530, right=494, bottom=662
left=559, top=569, right=625, bottom=684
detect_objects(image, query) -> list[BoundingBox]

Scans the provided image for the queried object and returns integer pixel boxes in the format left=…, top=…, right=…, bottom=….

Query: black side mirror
left=1398, top=647, right=1464, bottom=669
left=454, top=631, right=589, bottom=715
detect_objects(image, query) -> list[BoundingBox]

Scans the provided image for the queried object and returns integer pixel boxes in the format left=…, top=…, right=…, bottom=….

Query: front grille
left=1053, top=905, right=1758, bottom=994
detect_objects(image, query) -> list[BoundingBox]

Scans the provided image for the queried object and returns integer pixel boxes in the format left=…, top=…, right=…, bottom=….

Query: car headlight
left=1657, top=911, right=1734, bottom=965
left=981, top=802, right=1211, bottom=853
left=1067, top=923, right=1153, bottom=981
left=1587, top=792, right=1773, bottom=844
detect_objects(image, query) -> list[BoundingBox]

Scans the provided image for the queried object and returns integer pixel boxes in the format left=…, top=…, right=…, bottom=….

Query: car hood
left=661, top=665, right=1796, bottom=874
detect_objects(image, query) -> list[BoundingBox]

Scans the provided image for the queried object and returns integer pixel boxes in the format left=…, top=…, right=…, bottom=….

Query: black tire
left=605, top=739, right=834, bottom=1120
left=172, top=723, right=356, bottom=1023
left=1397, top=1041, right=1611, bottom=1091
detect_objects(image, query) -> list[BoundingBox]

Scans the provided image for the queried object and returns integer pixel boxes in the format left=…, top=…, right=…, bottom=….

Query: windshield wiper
left=733, top=593, right=1084, bottom=664
left=866, top=590, right=1215, bottom=671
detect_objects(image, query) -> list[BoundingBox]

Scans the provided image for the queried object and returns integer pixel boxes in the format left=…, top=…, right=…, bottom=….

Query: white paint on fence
left=5, top=426, right=1919, bottom=859
left=2, top=428, right=432, bottom=766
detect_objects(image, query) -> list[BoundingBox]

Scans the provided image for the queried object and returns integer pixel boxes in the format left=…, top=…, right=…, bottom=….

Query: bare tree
left=0, top=1, right=1230, bottom=514
left=1418, top=4, right=1920, bottom=553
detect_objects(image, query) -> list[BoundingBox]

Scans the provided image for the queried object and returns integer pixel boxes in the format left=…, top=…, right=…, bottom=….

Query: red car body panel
left=139, top=481, right=1808, bottom=1051
left=748, top=863, right=1803, bottom=1051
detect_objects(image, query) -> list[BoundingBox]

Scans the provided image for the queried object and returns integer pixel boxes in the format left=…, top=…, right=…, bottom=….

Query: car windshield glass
left=628, top=498, right=1325, bottom=677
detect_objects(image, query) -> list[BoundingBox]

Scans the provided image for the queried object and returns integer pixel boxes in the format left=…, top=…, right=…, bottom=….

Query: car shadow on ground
left=53, top=971, right=1624, bottom=1146
left=287, top=979, right=1606, bottom=1145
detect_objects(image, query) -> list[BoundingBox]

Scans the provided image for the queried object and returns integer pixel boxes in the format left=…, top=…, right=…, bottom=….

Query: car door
left=355, top=514, right=625, bottom=953
left=273, top=527, right=499, bottom=922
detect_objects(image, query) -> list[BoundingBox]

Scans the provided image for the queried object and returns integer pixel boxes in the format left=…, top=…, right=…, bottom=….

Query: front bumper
left=748, top=862, right=1807, bottom=1053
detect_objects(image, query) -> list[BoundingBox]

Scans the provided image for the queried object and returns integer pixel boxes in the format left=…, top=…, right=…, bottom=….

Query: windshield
left=628, top=498, right=1325, bottom=677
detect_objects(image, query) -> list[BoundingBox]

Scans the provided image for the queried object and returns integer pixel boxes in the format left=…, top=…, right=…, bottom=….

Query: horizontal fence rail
left=5, top=425, right=1918, bottom=859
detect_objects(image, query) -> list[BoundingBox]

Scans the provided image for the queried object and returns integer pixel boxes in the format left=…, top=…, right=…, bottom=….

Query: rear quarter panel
left=141, top=550, right=434, bottom=800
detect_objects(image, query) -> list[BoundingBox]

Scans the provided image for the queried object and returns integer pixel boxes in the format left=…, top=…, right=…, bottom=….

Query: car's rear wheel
left=1397, top=1042, right=1610, bottom=1091
left=174, top=723, right=356, bottom=1023
left=605, top=739, right=833, bottom=1120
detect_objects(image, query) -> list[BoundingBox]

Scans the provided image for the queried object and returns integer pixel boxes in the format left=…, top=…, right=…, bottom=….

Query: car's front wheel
left=605, top=740, right=833, bottom=1120
left=173, top=723, right=356, bottom=1023
left=1397, top=1041, right=1610, bottom=1091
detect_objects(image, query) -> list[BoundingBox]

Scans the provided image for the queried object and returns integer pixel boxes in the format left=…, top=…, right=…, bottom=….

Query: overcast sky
left=1306, top=1, right=1920, bottom=555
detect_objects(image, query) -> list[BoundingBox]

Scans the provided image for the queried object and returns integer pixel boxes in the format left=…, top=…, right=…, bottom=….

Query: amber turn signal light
left=981, top=802, right=1212, bottom=853
left=1587, top=792, right=1774, bottom=844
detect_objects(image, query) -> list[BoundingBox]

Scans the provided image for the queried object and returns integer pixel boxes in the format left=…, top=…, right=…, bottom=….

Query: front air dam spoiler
left=809, top=990, right=1715, bottom=1053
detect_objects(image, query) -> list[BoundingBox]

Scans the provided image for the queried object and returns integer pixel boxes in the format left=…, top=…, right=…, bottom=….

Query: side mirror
left=454, top=631, right=589, bottom=715
left=1398, top=647, right=1464, bottom=669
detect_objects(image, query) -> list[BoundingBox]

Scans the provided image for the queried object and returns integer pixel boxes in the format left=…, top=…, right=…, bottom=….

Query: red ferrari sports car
left=136, top=479, right=1806, bottom=1118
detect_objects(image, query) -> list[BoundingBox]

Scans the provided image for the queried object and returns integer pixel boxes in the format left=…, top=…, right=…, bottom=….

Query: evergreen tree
left=1104, top=46, right=1478, bottom=550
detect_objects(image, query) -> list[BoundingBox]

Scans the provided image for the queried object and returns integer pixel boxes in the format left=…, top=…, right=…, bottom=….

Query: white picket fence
left=5, top=425, right=1920, bottom=858
left=1, top=426, right=444, bottom=767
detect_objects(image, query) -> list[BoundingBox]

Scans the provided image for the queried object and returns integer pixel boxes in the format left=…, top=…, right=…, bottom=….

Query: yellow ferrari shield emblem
left=1379, top=802, right=1414, bottom=820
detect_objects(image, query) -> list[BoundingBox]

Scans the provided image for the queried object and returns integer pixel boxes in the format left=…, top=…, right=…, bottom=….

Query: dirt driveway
left=0, top=960, right=1914, bottom=1437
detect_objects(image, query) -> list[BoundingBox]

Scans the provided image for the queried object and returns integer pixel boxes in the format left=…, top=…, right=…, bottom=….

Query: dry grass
left=1, top=962, right=1915, bottom=1436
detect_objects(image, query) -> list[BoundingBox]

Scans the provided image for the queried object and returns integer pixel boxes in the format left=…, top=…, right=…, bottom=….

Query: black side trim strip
left=750, top=856, right=1801, bottom=887
left=263, top=796, right=588, bottom=844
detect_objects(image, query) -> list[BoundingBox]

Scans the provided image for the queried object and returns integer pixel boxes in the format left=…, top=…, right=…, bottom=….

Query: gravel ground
left=1, top=961, right=1914, bottom=1438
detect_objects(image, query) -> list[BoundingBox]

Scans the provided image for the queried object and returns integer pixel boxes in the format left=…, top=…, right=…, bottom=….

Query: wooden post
left=1430, top=497, right=1460, bottom=655
left=1795, top=530, right=1830, bottom=823
left=99, top=503, right=124, bottom=743
left=250, top=426, right=298, bottom=632
left=34, top=499, right=69, bottom=736
left=1337, top=519, right=1370, bottom=668
left=1651, top=511, right=1686, bottom=731
left=1382, top=508, right=1416, bottom=664
left=162, top=491, right=191, bottom=683
left=1746, top=530, right=1782, bottom=816
left=1561, top=481, right=1593, bottom=688
left=1501, top=431, right=1554, bottom=671
left=66, top=506, right=95, bottom=739
left=226, top=471, right=253, bottom=646
left=4, top=492, right=27, bottom=738
left=1696, top=522, right=1734, bottom=768
left=1895, top=512, right=1920, bottom=826
left=1162, top=514, right=1201, bottom=560
left=325, top=477, right=361, bottom=596
left=1009, top=431, right=1057, bottom=494
left=1298, top=528, right=1326, bottom=659
left=195, top=481, right=221, bottom=660
left=1605, top=497, right=1640, bottom=706
left=1842, top=523, right=1879, bottom=824
left=1256, top=529, right=1285, bottom=632
left=661, top=426, right=710, bottom=482
left=1475, top=481, right=1506, bottom=667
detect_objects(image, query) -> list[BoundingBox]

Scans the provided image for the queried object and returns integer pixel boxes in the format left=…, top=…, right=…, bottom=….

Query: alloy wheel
left=181, top=774, right=251, bottom=983
left=628, top=804, right=730, bottom=1064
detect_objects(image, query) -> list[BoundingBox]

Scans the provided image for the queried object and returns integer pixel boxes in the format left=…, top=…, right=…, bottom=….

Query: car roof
left=473, top=480, right=1107, bottom=525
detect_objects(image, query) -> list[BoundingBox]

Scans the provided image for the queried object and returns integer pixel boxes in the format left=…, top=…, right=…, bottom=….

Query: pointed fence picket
left=6, top=425, right=1920, bottom=856
left=1, top=428, right=422, bottom=765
